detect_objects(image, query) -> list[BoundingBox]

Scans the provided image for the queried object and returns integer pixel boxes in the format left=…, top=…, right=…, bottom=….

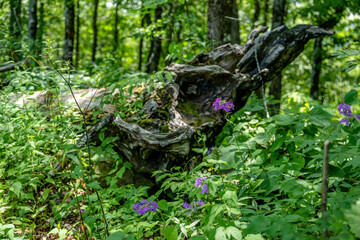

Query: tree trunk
left=310, top=7, right=343, bottom=101
left=75, top=0, right=80, bottom=68
left=268, top=0, right=286, bottom=115
left=138, top=11, right=151, bottom=71
left=164, top=2, right=175, bottom=64
left=254, top=0, right=269, bottom=98
left=91, top=0, right=99, bottom=63
left=263, top=0, right=269, bottom=26
left=145, top=7, right=162, bottom=73
left=28, top=0, right=37, bottom=54
left=63, top=0, right=75, bottom=65
left=36, top=1, right=44, bottom=55
left=310, top=37, right=322, bottom=100
left=9, top=0, right=22, bottom=62
left=113, top=1, right=119, bottom=59
left=207, top=0, right=233, bottom=46
left=231, top=0, right=240, bottom=44
left=252, top=0, right=260, bottom=29
left=71, top=25, right=333, bottom=185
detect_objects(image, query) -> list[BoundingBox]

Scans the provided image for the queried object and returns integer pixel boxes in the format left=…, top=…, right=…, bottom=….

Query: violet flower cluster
left=183, top=199, right=205, bottom=214
left=134, top=200, right=158, bottom=215
left=206, top=146, right=214, bottom=155
left=338, top=104, right=360, bottom=126
left=195, top=177, right=209, bottom=194
left=212, top=98, right=235, bottom=112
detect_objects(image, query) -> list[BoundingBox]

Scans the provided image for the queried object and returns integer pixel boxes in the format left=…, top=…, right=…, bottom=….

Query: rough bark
left=63, top=0, right=75, bottom=65
left=231, top=0, right=240, bottom=44
left=207, top=0, right=233, bottom=46
left=71, top=25, right=333, bottom=182
left=145, top=7, right=162, bottom=73
left=9, top=0, right=22, bottom=62
left=75, top=0, right=80, bottom=67
left=91, top=0, right=99, bottom=63
left=28, top=0, right=38, bottom=54
left=268, top=0, right=286, bottom=115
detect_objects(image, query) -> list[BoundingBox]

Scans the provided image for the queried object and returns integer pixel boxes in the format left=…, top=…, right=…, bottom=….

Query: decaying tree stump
left=77, top=25, right=334, bottom=183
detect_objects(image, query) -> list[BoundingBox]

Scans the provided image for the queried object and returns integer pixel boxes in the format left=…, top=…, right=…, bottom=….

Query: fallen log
left=75, top=25, right=334, bottom=185
left=0, top=59, right=29, bottom=73
left=14, top=25, right=334, bottom=185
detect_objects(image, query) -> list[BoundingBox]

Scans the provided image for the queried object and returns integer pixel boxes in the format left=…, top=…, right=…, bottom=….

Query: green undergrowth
left=1, top=79, right=360, bottom=239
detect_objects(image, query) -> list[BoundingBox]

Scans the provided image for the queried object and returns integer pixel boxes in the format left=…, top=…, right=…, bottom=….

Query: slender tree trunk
left=138, top=11, right=151, bottom=71
left=252, top=0, right=260, bottom=29
left=231, top=0, right=240, bottom=44
left=164, top=2, right=175, bottom=63
left=145, top=7, right=162, bottom=73
left=91, top=0, right=99, bottom=63
left=28, top=0, right=37, bottom=54
left=176, top=20, right=182, bottom=43
left=263, top=0, right=269, bottom=26
left=36, top=1, right=44, bottom=55
left=63, top=0, right=75, bottom=65
left=310, top=7, right=343, bottom=101
left=113, top=1, right=119, bottom=58
left=207, top=0, right=233, bottom=46
left=268, top=0, right=286, bottom=115
left=310, top=37, right=322, bottom=100
left=9, top=0, right=22, bottom=61
left=75, top=0, right=80, bottom=68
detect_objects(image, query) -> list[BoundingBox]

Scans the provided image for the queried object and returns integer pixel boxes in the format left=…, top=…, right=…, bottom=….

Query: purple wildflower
left=80, top=209, right=85, bottom=213
left=195, top=177, right=209, bottom=194
left=183, top=202, right=191, bottom=209
left=340, top=118, right=350, bottom=126
left=201, top=184, right=209, bottom=194
left=338, top=104, right=352, bottom=117
left=212, top=98, right=235, bottom=112
left=354, top=114, right=360, bottom=121
left=206, top=146, right=214, bottom=155
left=134, top=200, right=158, bottom=215
left=194, top=177, right=204, bottom=188
left=183, top=199, right=205, bottom=214
left=196, top=199, right=205, bottom=207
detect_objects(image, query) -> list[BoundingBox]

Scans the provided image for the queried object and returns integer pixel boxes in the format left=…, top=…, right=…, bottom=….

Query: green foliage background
left=0, top=0, right=360, bottom=239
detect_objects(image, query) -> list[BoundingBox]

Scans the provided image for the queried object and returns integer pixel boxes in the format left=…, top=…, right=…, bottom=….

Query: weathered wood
left=0, top=59, right=29, bottom=73
left=12, top=25, right=334, bottom=185
left=103, top=25, right=333, bottom=179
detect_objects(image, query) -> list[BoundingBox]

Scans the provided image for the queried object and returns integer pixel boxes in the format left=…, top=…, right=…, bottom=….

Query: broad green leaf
left=163, top=226, right=178, bottom=240
left=345, top=199, right=360, bottom=238
left=245, top=234, right=265, bottom=240
left=105, top=231, right=127, bottom=240
left=345, top=90, right=358, bottom=105
left=309, top=106, right=332, bottom=127
left=158, top=199, right=168, bottom=211
left=270, top=136, right=285, bottom=151
left=226, top=226, right=242, bottom=240
left=87, top=181, right=102, bottom=190
left=10, top=182, right=22, bottom=197
left=222, top=190, right=238, bottom=208
left=273, top=114, right=294, bottom=125
left=215, top=227, right=227, bottom=239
